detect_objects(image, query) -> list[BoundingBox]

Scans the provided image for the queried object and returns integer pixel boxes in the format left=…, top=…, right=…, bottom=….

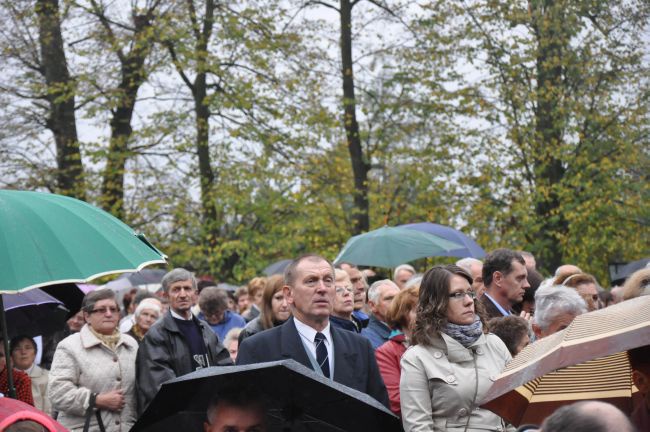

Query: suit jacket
left=237, top=317, right=389, bottom=408
left=479, top=293, right=508, bottom=320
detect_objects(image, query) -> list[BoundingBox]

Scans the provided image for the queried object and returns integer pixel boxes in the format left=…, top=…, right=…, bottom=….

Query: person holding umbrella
left=48, top=289, right=138, bottom=432
left=400, top=264, right=514, bottom=432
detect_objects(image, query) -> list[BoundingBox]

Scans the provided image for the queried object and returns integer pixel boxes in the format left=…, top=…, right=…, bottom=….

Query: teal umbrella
left=0, top=190, right=166, bottom=293
left=0, top=190, right=167, bottom=397
left=333, top=225, right=463, bottom=268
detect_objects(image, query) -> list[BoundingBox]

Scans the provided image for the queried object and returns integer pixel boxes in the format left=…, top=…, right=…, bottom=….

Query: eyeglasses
left=335, top=286, right=354, bottom=295
left=449, top=291, right=477, bottom=301
left=90, top=306, right=119, bottom=315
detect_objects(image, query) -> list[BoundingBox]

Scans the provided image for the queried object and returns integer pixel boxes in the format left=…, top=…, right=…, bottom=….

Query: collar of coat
left=79, top=323, right=137, bottom=350
left=426, top=332, right=487, bottom=363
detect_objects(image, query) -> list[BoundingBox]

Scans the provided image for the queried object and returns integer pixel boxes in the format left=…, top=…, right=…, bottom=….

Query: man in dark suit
left=237, top=254, right=389, bottom=407
left=479, top=249, right=530, bottom=320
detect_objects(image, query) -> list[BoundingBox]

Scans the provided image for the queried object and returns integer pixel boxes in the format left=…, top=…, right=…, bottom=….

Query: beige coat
left=28, top=364, right=51, bottom=415
left=48, top=324, right=138, bottom=432
left=400, top=332, right=515, bottom=432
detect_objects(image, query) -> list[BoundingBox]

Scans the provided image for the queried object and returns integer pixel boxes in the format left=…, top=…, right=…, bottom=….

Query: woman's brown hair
left=411, top=264, right=484, bottom=346
left=259, top=274, right=286, bottom=330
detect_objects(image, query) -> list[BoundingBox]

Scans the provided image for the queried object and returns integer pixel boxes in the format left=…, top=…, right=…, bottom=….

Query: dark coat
left=135, top=311, right=232, bottom=414
left=237, top=317, right=389, bottom=408
left=238, top=316, right=265, bottom=344
left=479, top=293, right=509, bottom=320
left=329, top=315, right=363, bottom=333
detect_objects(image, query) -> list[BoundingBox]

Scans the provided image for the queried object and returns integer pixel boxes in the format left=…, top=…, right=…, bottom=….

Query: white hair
left=393, top=264, right=416, bottom=281
left=404, top=275, right=423, bottom=290
left=367, top=279, right=399, bottom=303
left=456, top=258, right=482, bottom=274
left=134, top=298, right=162, bottom=319
left=534, top=284, right=587, bottom=330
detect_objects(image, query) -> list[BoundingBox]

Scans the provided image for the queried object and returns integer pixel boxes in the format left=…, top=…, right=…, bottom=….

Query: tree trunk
left=101, top=15, right=152, bottom=220
left=340, top=0, right=370, bottom=234
left=36, top=0, right=85, bottom=199
left=532, top=0, right=568, bottom=271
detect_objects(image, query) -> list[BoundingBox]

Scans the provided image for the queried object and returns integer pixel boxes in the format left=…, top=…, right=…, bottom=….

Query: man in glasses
left=136, top=268, right=232, bottom=415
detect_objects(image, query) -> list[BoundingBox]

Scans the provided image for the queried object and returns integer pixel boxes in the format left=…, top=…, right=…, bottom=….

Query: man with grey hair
left=361, top=280, right=400, bottom=349
left=532, top=284, right=587, bottom=339
left=456, top=257, right=485, bottom=298
left=136, top=268, right=231, bottom=414
left=393, top=264, right=415, bottom=290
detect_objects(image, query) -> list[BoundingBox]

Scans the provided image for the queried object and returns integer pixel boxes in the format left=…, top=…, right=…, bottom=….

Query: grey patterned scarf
left=443, top=315, right=483, bottom=348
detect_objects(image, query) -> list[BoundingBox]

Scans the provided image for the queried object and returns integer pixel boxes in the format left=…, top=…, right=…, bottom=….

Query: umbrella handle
left=0, top=295, right=16, bottom=398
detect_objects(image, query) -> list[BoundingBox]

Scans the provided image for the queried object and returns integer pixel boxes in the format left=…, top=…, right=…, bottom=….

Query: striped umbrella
left=482, top=351, right=638, bottom=426
left=480, top=296, right=650, bottom=426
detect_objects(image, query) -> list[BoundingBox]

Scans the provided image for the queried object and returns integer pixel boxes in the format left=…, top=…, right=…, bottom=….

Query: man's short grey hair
left=393, top=264, right=416, bottom=281
left=456, top=258, right=482, bottom=274
left=534, top=284, right=587, bottom=330
left=367, top=280, right=399, bottom=304
left=161, top=268, right=196, bottom=292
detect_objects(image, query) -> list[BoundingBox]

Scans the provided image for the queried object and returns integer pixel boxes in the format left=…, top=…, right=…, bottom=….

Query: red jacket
left=375, top=333, right=407, bottom=416
left=0, top=367, right=34, bottom=406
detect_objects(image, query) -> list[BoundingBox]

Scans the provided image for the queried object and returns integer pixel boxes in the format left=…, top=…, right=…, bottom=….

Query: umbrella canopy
left=132, top=359, right=401, bottom=432
left=611, top=258, right=650, bottom=285
left=481, top=296, right=650, bottom=426
left=104, top=269, right=167, bottom=292
left=0, top=190, right=167, bottom=294
left=0, top=397, right=68, bottom=432
left=333, top=225, right=462, bottom=268
left=263, top=259, right=292, bottom=276
left=481, top=351, right=638, bottom=426
left=40, top=283, right=97, bottom=317
left=400, top=222, right=486, bottom=259
left=4, top=289, right=68, bottom=338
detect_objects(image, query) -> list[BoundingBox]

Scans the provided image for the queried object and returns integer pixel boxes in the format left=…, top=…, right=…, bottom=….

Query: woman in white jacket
left=48, top=289, right=138, bottom=432
left=400, top=265, right=514, bottom=432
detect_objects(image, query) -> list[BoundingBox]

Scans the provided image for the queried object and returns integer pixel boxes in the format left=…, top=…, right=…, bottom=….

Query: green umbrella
left=0, top=190, right=167, bottom=397
left=0, top=190, right=166, bottom=293
left=333, top=225, right=463, bottom=268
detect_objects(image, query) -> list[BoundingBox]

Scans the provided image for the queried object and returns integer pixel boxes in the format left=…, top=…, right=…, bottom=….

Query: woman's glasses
left=90, top=306, right=119, bottom=315
left=449, top=291, right=477, bottom=301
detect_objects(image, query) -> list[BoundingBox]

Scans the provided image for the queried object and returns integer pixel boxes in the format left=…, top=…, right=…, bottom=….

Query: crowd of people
left=0, top=248, right=649, bottom=432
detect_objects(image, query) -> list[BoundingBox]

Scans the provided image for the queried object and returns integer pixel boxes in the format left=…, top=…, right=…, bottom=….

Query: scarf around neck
left=89, top=326, right=121, bottom=351
left=443, top=315, right=483, bottom=348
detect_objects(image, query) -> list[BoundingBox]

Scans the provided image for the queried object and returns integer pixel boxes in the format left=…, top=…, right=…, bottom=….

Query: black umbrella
left=3, top=289, right=68, bottom=339
left=263, top=259, right=293, bottom=276
left=132, top=359, right=401, bottom=432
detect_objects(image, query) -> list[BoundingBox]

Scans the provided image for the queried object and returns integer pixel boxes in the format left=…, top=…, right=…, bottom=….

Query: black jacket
left=135, top=311, right=232, bottom=414
left=237, top=317, right=389, bottom=408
